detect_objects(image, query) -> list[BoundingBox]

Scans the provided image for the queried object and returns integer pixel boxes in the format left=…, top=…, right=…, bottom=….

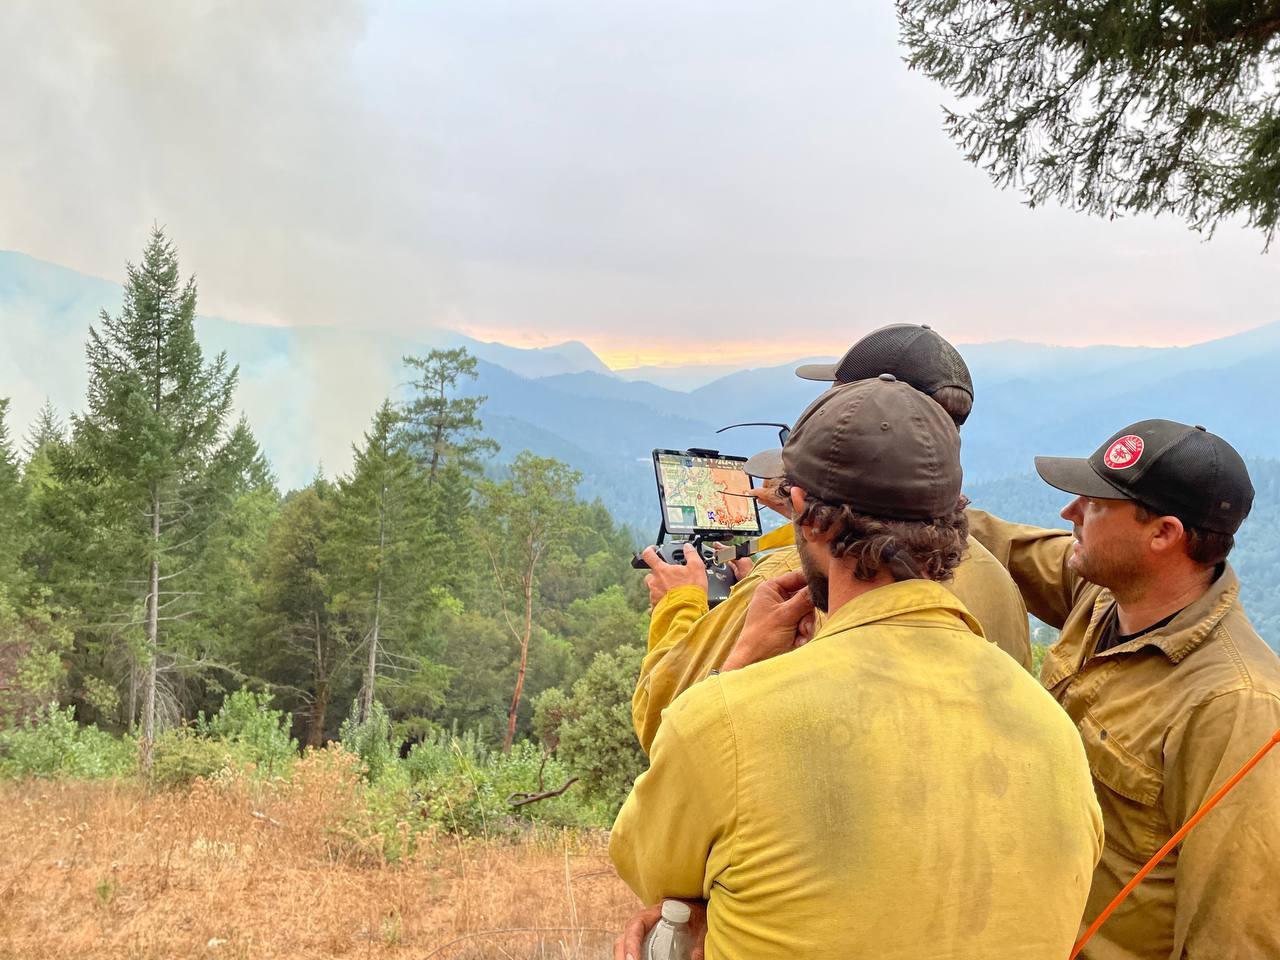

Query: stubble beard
left=795, top=525, right=830, bottom=613
left=1068, top=533, right=1139, bottom=594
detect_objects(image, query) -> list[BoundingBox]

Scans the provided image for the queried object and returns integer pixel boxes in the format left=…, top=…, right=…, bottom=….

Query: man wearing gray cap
left=968, top=420, right=1280, bottom=959
left=610, top=376, right=1102, bottom=959
left=631, top=324, right=1032, bottom=758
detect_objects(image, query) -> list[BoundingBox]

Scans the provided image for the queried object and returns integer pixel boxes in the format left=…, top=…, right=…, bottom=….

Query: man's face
left=1059, top=496, right=1152, bottom=589
left=793, top=518, right=830, bottom=612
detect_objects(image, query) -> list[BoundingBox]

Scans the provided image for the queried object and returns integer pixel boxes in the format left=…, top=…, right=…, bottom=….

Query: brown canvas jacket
left=968, top=509, right=1280, bottom=960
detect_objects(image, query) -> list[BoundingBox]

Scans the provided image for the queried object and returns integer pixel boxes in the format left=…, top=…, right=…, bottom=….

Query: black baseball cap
left=1035, top=420, right=1254, bottom=535
left=794, top=323, right=974, bottom=422
left=746, top=374, right=962, bottom=520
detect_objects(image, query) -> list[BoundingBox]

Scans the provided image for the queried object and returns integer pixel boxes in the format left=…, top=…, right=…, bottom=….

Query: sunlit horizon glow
left=451, top=321, right=1263, bottom=371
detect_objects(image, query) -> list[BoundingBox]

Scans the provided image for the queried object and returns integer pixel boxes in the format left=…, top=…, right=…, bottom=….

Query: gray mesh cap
left=795, top=324, right=974, bottom=423
left=781, top=374, right=963, bottom=520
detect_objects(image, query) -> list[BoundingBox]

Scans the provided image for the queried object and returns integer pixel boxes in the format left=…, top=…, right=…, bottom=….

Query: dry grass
left=0, top=752, right=638, bottom=959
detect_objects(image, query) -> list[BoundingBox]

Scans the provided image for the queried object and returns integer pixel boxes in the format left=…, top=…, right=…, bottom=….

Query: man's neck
left=826, top=561, right=896, bottom=615
left=1113, top=564, right=1216, bottom=635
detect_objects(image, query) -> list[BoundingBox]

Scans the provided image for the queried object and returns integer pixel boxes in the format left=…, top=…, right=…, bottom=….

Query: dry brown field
left=0, top=757, right=638, bottom=959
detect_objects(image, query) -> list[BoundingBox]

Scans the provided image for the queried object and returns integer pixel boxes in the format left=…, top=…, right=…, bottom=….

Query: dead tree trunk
left=127, top=663, right=138, bottom=735
left=307, top=611, right=329, bottom=748
left=140, top=487, right=161, bottom=770
left=360, top=483, right=387, bottom=723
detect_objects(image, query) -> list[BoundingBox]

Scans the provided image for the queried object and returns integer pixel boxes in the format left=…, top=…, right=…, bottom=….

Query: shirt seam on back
left=714, top=678, right=741, bottom=876
left=1181, top=684, right=1279, bottom=725
left=1214, top=621, right=1255, bottom=690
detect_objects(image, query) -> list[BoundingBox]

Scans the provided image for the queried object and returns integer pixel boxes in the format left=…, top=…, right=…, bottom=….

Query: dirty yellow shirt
left=968, top=509, right=1280, bottom=960
left=610, top=579, right=1102, bottom=960
left=633, top=528, right=1032, bottom=754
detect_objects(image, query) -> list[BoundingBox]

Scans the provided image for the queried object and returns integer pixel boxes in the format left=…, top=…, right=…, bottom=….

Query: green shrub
left=357, top=763, right=420, bottom=862
left=148, top=691, right=298, bottom=788
left=197, top=689, right=296, bottom=775
left=534, top=646, right=648, bottom=813
left=0, top=704, right=136, bottom=779
left=149, top=727, right=239, bottom=788
left=404, top=730, right=604, bottom=835
left=338, top=700, right=398, bottom=782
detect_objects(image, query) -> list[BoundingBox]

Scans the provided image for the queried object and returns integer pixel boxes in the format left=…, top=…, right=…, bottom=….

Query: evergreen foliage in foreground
left=898, top=0, right=1280, bottom=242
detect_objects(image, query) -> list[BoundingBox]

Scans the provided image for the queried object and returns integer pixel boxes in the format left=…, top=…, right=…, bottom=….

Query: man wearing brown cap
left=968, top=420, right=1280, bottom=959
left=610, top=376, right=1102, bottom=959
left=631, top=324, right=1032, bottom=757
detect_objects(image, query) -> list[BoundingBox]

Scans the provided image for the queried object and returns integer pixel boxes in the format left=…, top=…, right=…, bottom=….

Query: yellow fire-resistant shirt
left=633, top=528, right=1032, bottom=754
left=610, top=579, right=1102, bottom=959
left=967, top=509, right=1280, bottom=960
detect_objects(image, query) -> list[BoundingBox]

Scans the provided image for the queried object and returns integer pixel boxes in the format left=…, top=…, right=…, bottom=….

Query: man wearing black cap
left=610, top=377, right=1102, bottom=959
left=968, top=420, right=1280, bottom=959
left=631, top=324, right=1032, bottom=757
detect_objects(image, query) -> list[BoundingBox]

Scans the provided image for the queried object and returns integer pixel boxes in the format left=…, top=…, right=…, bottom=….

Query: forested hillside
left=0, top=233, right=650, bottom=800
left=3, top=233, right=1277, bottom=808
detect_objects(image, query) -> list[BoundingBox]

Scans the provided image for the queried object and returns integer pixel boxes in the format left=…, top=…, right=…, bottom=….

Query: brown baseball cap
left=795, top=323, right=974, bottom=422
left=746, top=374, right=963, bottom=520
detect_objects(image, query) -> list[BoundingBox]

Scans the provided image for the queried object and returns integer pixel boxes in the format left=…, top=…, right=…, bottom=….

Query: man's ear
left=1149, top=514, right=1187, bottom=558
left=790, top=484, right=807, bottom=520
left=790, top=485, right=832, bottom=543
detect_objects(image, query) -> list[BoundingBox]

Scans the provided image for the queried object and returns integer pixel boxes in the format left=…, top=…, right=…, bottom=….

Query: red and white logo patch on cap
left=1103, top=435, right=1144, bottom=470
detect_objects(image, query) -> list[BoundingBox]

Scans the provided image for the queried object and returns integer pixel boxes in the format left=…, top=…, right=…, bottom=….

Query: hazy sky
left=3, top=0, right=1278, bottom=368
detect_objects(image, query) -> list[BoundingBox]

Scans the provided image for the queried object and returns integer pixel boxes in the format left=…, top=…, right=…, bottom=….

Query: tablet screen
left=653, top=450, right=762, bottom=536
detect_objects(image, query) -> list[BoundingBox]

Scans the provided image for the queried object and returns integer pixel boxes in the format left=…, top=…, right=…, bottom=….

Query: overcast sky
left=3, top=0, right=1278, bottom=369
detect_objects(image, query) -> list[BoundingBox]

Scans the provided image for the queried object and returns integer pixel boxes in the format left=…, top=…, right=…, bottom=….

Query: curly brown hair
left=779, top=479, right=970, bottom=583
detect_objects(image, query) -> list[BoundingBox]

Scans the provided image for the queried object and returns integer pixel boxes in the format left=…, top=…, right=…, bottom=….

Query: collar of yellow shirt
left=812, top=577, right=986, bottom=644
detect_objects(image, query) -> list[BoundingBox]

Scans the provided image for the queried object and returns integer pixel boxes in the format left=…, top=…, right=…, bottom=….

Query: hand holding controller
left=632, top=540, right=739, bottom=608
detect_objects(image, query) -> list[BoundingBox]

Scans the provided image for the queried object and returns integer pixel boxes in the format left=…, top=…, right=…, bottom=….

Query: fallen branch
left=506, top=777, right=578, bottom=808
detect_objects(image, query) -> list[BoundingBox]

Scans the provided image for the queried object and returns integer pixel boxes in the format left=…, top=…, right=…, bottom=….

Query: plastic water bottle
left=642, top=899, right=693, bottom=960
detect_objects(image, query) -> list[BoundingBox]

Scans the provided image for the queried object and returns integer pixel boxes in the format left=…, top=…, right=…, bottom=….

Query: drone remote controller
left=632, top=539, right=739, bottom=606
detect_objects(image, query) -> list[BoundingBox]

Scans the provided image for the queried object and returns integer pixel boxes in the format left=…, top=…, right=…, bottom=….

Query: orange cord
left=1069, top=728, right=1280, bottom=959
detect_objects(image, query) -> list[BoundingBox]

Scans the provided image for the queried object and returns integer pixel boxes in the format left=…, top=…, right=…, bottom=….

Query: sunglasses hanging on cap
left=716, top=422, right=791, bottom=446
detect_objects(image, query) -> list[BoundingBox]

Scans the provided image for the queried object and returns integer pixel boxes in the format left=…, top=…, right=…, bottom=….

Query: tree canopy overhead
left=898, top=0, right=1280, bottom=241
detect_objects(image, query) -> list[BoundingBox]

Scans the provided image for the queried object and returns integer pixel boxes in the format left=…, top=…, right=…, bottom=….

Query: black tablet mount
left=631, top=448, right=744, bottom=607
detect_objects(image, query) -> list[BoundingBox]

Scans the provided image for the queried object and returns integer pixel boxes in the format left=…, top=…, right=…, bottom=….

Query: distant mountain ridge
left=5, top=247, right=1280, bottom=514
left=612, top=362, right=751, bottom=391
left=5, top=248, right=1278, bottom=651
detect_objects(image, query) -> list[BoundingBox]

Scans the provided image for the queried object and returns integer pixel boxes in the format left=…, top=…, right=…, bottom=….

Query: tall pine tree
left=401, top=348, right=498, bottom=484
left=68, top=228, right=245, bottom=764
left=327, top=400, right=440, bottom=722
